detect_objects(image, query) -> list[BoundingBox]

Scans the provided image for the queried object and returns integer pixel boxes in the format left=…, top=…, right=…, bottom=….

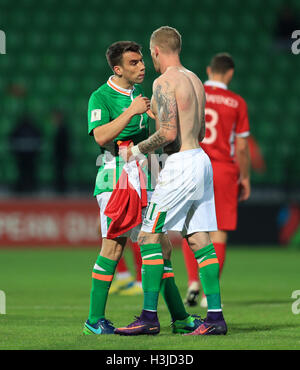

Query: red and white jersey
left=200, top=80, right=250, bottom=164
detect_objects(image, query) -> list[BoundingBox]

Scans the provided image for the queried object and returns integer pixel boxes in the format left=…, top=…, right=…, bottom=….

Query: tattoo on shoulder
left=137, top=81, right=178, bottom=154
left=154, top=82, right=177, bottom=124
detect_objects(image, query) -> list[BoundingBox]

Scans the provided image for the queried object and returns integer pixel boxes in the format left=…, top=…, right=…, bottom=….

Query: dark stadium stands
left=0, top=0, right=299, bottom=192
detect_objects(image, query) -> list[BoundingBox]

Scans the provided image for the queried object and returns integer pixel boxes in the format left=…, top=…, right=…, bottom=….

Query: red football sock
left=131, top=241, right=142, bottom=282
left=116, top=256, right=129, bottom=273
left=213, top=242, right=226, bottom=276
left=182, top=238, right=199, bottom=286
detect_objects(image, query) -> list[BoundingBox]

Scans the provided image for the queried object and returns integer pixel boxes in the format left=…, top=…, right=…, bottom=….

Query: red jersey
left=200, top=80, right=250, bottom=164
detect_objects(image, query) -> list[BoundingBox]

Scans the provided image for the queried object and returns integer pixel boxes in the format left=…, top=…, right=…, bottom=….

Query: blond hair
left=150, top=26, right=182, bottom=54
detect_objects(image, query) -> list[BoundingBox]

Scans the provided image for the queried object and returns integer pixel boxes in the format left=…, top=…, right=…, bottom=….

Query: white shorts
left=96, top=191, right=153, bottom=242
left=141, top=148, right=217, bottom=236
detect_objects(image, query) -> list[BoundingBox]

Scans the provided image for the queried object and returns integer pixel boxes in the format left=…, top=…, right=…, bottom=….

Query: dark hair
left=210, top=53, right=235, bottom=74
left=106, top=41, right=142, bottom=69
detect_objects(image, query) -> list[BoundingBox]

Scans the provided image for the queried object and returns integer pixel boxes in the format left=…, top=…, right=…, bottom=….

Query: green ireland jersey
left=88, top=76, right=152, bottom=196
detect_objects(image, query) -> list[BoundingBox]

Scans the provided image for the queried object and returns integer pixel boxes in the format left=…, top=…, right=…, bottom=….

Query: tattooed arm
left=135, top=79, right=178, bottom=154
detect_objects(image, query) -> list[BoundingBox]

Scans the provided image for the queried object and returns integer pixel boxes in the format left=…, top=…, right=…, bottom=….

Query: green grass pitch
left=0, top=246, right=299, bottom=350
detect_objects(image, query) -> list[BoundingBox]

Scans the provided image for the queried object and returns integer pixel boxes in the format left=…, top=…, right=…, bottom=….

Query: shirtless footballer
left=115, top=26, right=227, bottom=336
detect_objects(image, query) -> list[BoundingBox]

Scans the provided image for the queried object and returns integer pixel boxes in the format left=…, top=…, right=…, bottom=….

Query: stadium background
left=0, top=0, right=299, bottom=248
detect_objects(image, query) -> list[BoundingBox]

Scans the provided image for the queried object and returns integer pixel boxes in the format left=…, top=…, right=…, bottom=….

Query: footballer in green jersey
left=88, top=75, right=152, bottom=195
left=84, top=41, right=153, bottom=335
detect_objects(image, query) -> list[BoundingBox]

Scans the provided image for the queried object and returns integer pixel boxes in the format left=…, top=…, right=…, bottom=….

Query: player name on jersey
left=205, top=93, right=239, bottom=108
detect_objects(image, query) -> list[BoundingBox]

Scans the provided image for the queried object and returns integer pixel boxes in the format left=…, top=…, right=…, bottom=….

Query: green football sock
left=88, top=255, right=117, bottom=325
left=194, top=243, right=222, bottom=311
left=140, top=243, right=164, bottom=312
left=160, top=260, right=189, bottom=321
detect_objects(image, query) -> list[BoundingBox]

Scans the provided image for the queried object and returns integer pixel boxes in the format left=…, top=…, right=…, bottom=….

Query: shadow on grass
left=227, top=299, right=290, bottom=306
left=229, top=322, right=300, bottom=334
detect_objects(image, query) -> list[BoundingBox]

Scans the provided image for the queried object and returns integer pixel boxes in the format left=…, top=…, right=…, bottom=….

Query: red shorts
left=211, top=161, right=239, bottom=231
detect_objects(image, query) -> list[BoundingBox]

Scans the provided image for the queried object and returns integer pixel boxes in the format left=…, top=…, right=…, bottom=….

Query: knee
left=137, top=232, right=147, bottom=246
left=137, top=231, right=159, bottom=246
left=184, top=236, right=197, bottom=253
left=100, top=238, right=124, bottom=261
left=186, top=232, right=211, bottom=253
